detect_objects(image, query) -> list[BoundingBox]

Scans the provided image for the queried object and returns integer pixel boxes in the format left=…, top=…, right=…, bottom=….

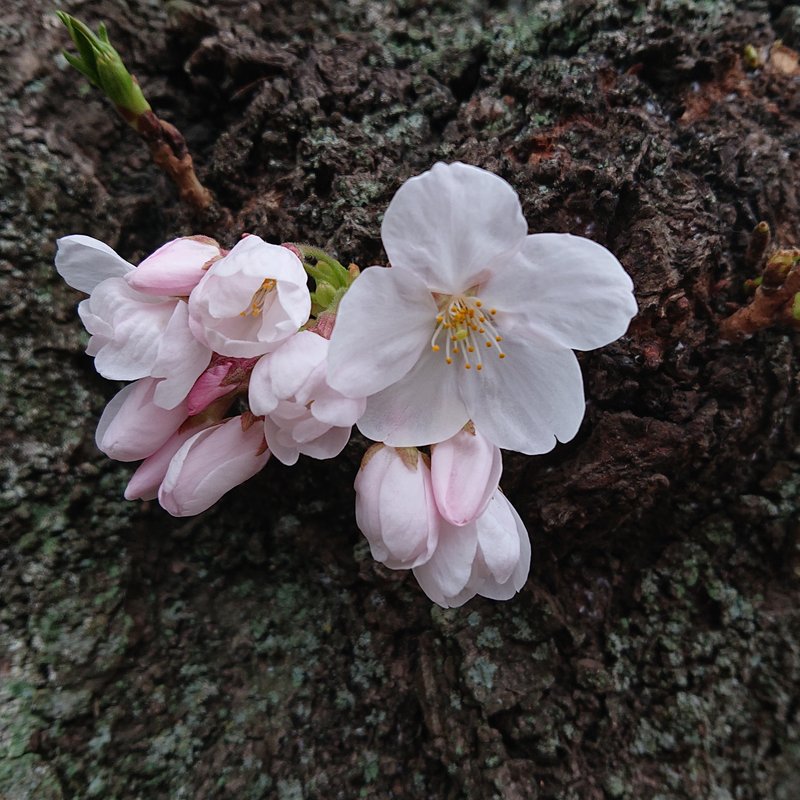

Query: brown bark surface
left=2, top=1, right=800, bottom=798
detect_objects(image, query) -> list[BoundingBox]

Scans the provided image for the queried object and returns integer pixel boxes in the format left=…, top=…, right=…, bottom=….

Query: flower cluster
left=56, top=162, right=637, bottom=606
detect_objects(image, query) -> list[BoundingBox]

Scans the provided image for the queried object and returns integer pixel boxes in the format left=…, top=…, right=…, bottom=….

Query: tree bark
left=2, top=1, right=799, bottom=798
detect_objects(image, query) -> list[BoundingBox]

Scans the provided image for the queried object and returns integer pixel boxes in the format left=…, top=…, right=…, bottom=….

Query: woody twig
left=720, top=222, right=800, bottom=340
left=57, top=12, right=218, bottom=216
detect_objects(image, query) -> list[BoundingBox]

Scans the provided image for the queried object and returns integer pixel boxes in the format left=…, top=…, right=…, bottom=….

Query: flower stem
left=57, top=12, right=225, bottom=220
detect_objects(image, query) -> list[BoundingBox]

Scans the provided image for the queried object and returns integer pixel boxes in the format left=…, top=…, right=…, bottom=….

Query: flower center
left=430, top=295, right=505, bottom=370
left=240, top=278, right=277, bottom=317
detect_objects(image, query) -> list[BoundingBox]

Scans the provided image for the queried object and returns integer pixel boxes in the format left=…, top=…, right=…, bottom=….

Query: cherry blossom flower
left=327, top=162, right=637, bottom=455
left=354, top=444, right=439, bottom=570
left=158, top=415, right=270, bottom=517
left=188, top=235, right=311, bottom=358
left=354, top=437, right=529, bottom=607
left=413, top=491, right=530, bottom=608
left=248, top=331, right=366, bottom=465
left=55, top=235, right=213, bottom=408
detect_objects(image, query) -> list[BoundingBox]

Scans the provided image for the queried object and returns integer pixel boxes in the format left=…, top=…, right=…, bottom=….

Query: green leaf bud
left=57, top=12, right=151, bottom=119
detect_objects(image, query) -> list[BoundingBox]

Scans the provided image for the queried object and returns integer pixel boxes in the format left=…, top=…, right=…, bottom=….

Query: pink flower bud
left=186, top=356, right=258, bottom=416
left=124, top=421, right=213, bottom=501
left=430, top=424, right=502, bottom=526
left=158, top=416, right=269, bottom=517
left=95, top=377, right=188, bottom=462
left=354, top=445, right=439, bottom=570
left=125, top=236, right=222, bottom=296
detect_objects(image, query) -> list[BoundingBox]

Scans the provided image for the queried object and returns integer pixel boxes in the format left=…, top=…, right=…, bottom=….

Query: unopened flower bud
left=430, top=424, right=502, bottom=526
left=158, top=416, right=270, bottom=517
left=354, top=444, right=439, bottom=570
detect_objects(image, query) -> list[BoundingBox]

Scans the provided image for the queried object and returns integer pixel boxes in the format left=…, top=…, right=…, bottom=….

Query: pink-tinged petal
left=289, top=414, right=331, bottom=443
left=263, top=417, right=300, bottom=466
left=151, top=301, right=212, bottom=409
left=95, top=378, right=188, bottom=462
left=470, top=494, right=531, bottom=601
left=310, top=389, right=366, bottom=428
left=248, top=355, right=279, bottom=416
left=295, top=424, right=351, bottom=461
left=431, top=426, right=502, bottom=526
left=55, top=235, right=134, bottom=294
left=474, top=492, right=521, bottom=585
left=267, top=331, right=328, bottom=399
left=124, top=421, right=212, bottom=501
left=482, top=233, right=638, bottom=351
left=126, top=236, right=221, bottom=296
left=327, top=266, right=436, bottom=398
left=459, top=331, right=585, bottom=455
left=186, top=362, right=237, bottom=415
left=158, top=416, right=269, bottom=517
left=412, top=519, right=478, bottom=607
left=354, top=446, right=439, bottom=570
left=381, top=162, right=527, bottom=294
left=357, top=347, right=468, bottom=447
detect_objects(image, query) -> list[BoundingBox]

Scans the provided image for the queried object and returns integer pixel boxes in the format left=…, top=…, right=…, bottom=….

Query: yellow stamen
left=240, top=278, right=276, bottom=317
left=429, top=293, right=507, bottom=369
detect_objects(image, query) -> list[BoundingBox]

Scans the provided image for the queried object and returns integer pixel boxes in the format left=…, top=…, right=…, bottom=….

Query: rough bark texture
left=2, top=1, right=800, bottom=798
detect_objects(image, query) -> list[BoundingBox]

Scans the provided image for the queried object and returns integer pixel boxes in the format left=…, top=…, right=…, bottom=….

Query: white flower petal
left=55, top=235, right=134, bottom=294
left=151, top=302, right=212, bottom=409
left=474, top=492, right=521, bottom=585
left=357, top=347, right=469, bottom=447
left=263, top=417, right=300, bottom=465
left=248, top=356, right=279, bottom=416
left=459, top=331, right=585, bottom=455
left=381, top=162, right=527, bottom=293
left=327, top=265, right=436, bottom=398
left=80, top=279, right=177, bottom=381
left=311, top=388, right=366, bottom=427
left=268, top=331, right=328, bottom=399
left=471, top=495, right=531, bottom=601
left=412, top=520, right=478, bottom=606
left=482, top=233, right=638, bottom=351
left=297, top=424, right=351, bottom=461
